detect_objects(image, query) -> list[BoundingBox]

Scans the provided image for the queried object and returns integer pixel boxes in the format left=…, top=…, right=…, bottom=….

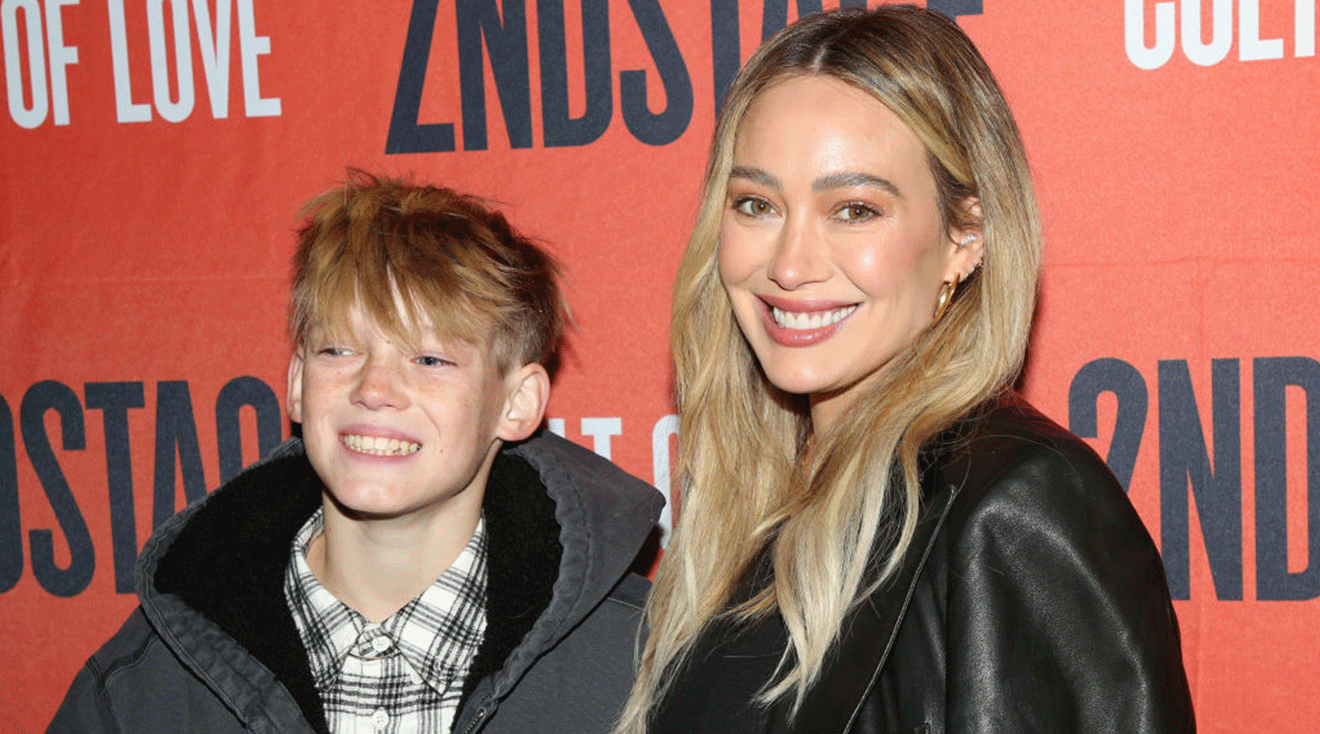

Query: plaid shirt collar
left=284, top=507, right=488, bottom=696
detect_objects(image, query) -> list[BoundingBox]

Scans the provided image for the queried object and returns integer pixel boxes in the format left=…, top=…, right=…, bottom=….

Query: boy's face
left=287, top=299, right=545, bottom=522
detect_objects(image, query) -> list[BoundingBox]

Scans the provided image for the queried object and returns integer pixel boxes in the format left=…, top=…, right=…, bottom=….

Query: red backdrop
left=4, top=0, right=1318, bottom=730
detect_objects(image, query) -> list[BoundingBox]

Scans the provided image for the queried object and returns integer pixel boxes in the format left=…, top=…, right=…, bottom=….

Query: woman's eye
left=837, top=203, right=879, bottom=222
left=732, top=196, right=775, bottom=217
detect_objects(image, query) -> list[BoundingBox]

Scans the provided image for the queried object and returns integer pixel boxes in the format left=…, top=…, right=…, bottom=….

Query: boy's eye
left=317, top=346, right=354, bottom=357
left=836, top=202, right=879, bottom=222
left=731, top=196, right=775, bottom=217
left=415, top=355, right=455, bottom=368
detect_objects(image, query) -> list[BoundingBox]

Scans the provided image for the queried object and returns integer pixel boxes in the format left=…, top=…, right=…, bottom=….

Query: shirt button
left=371, top=636, right=392, bottom=653
left=372, top=709, right=389, bottom=729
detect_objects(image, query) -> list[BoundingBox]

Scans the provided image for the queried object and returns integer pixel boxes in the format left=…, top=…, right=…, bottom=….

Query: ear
left=943, top=198, right=984, bottom=283
left=495, top=363, right=550, bottom=442
left=287, top=350, right=305, bottom=424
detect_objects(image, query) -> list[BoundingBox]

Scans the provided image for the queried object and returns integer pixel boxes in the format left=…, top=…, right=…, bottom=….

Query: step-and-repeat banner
left=4, top=0, right=1317, bottom=729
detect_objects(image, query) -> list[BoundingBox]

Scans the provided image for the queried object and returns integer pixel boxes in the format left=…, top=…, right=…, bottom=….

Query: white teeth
left=343, top=434, right=420, bottom=456
left=771, top=304, right=857, bottom=330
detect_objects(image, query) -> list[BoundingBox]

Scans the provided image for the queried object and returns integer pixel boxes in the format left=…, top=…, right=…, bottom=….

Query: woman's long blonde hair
left=615, top=5, right=1042, bottom=731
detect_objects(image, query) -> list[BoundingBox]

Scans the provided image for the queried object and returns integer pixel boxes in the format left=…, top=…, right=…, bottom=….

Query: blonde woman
left=617, top=6, right=1194, bottom=733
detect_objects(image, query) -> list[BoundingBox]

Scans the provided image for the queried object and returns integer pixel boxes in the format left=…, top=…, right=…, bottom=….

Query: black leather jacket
left=771, top=395, right=1196, bottom=733
left=654, top=395, right=1195, bottom=733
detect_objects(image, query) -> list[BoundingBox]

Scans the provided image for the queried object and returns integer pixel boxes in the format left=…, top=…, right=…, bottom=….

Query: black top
left=649, top=549, right=788, bottom=733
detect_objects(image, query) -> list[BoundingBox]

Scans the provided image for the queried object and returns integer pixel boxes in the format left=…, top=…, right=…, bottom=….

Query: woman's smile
left=758, top=296, right=858, bottom=346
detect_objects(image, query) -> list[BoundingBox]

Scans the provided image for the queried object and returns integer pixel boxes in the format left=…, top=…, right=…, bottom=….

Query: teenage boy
left=48, top=172, right=664, bottom=734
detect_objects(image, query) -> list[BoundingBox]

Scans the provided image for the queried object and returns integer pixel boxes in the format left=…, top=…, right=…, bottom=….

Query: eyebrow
left=728, top=165, right=780, bottom=188
left=813, top=171, right=902, bottom=197
left=727, top=166, right=902, bottom=198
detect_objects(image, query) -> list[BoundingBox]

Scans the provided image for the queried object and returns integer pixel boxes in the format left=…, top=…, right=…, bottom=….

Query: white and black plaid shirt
left=284, top=509, right=488, bottom=734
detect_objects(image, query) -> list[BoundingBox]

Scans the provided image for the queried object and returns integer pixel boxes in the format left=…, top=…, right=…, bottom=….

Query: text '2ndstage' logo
left=385, top=0, right=986, bottom=153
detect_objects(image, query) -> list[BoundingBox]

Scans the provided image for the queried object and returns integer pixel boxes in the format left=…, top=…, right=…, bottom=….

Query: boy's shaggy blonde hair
left=289, top=169, right=567, bottom=374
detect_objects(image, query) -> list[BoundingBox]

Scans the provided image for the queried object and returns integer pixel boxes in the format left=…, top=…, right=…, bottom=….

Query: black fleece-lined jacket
left=47, top=432, right=664, bottom=734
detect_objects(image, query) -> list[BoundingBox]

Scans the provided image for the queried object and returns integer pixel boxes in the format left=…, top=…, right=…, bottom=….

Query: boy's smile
left=340, top=431, right=421, bottom=457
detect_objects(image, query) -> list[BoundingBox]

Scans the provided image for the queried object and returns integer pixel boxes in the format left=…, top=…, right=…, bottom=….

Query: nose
left=768, top=216, right=829, bottom=290
left=350, top=356, right=408, bottom=410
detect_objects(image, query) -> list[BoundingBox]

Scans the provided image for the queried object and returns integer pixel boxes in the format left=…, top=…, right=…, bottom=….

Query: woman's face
left=718, top=74, right=981, bottom=431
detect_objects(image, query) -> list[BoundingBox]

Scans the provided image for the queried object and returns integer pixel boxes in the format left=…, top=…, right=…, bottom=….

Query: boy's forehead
left=311, top=296, right=492, bottom=348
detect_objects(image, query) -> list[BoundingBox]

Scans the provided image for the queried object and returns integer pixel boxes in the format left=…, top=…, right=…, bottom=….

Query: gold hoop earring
left=933, top=275, right=960, bottom=324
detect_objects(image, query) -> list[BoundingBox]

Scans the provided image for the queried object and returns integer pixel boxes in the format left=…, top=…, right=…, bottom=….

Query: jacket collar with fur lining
left=140, top=432, right=660, bottom=734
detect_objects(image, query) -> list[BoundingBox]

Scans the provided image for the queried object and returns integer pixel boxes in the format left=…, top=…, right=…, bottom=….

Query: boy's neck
left=306, top=488, right=486, bottom=624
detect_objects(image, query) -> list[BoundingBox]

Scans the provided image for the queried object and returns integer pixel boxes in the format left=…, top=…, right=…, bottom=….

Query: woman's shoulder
left=938, top=392, right=1116, bottom=490
left=929, top=393, right=1144, bottom=543
left=902, top=402, right=1193, bottom=734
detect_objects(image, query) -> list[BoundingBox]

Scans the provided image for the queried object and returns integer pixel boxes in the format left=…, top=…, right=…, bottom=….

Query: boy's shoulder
left=47, top=607, right=256, bottom=733
left=78, top=606, right=159, bottom=684
left=504, top=431, right=662, bottom=511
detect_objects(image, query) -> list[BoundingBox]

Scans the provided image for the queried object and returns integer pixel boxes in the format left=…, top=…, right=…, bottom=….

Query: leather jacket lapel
left=769, top=463, right=965, bottom=734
